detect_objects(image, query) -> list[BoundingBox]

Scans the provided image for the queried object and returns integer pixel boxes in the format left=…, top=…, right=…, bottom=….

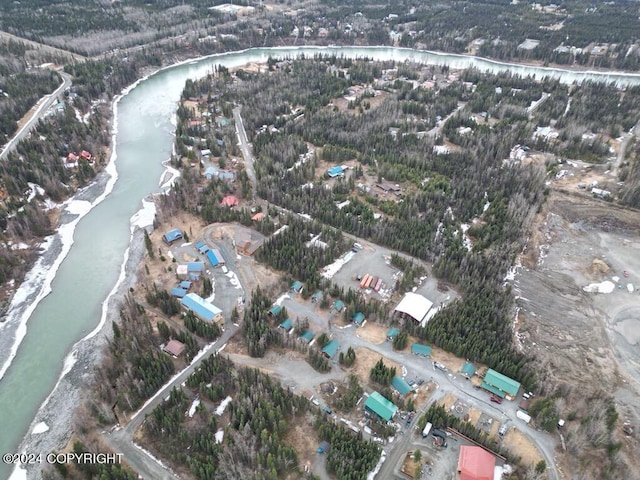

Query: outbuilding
left=394, top=292, right=433, bottom=325
left=461, top=362, right=477, bottom=378
left=331, top=299, right=345, bottom=312
left=391, top=376, right=414, bottom=397
left=321, top=340, right=339, bottom=358
left=386, top=327, right=400, bottom=341
left=411, top=343, right=431, bottom=357
left=163, top=339, right=186, bottom=357
left=279, top=318, right=294, bottom=332
left=171, top=287, right=187, bottom=298
left=299, top=331, right=315, bottom=343
left=352, top=312, right=365, bottom=326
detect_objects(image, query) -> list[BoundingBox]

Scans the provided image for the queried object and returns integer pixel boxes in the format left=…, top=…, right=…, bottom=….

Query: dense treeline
left=369, top=358, right=395, bottom=386
left=241, top=287, right=283, bottom=357
left=145, top=353, right=311, bottom=479
left=52, top=440, right=137, bottom=479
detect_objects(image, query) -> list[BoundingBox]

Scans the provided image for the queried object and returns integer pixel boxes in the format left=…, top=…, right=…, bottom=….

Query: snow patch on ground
left=31, top=422, right=49, bottom=434
left=187, top=398, right=201, bottom=418
left=583, top=280, right=615, bottom=293
left=321, top=250, right=355, bottom=279
left=215, top=396, right=232, bottom=416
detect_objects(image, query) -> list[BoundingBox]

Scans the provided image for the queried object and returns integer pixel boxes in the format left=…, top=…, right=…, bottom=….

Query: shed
left=311, top=290, right=323, bottom=303
left=163, top=339, right=186, bottom=357
left=163, top=228, right=183, bottom=245
left=461, top=362, right=477, bottom=378
left=300, top=331, right=315, bottom=343
left=279, top=318, right=294, bottom=332
left=291, top=281, right=304, bottom=293
left=317, top=441, right=331, bottom=454
left=331, top=299, right=345, bottom=312
left=352, top=312, right=365, bottom=326
left=457, top=446, right=495, bottom=480
left=180, top=280, right=192, bottom=290
left=206, top=250, right=219, bottom=267
left=181, top=293, right=223, bottom=324
left=321, top=340, right=339, bottom=358
left=391, top=376, right=414, bottom=396
left=365, top=391, right=398, bottom=421
left=394, top=292, right=433, bottom=324
left=386, top=327, right=400, bottom=340
left=411, top=343, right=432, bottom=357
left=171, top=287, right=187, bottom=298
left=482, top=369, right=521, bottom=398
left=268, top=305, right=282, bottom=317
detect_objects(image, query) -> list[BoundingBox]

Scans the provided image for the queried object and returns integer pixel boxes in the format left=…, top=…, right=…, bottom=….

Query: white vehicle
left=222, top=266, right=228, bottom=273
left=422, top=422, right=433, bottom=438
left=516, top=410, right=531, bottom=424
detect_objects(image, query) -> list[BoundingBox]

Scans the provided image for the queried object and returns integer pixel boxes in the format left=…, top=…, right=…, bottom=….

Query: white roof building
left=394, top=292, right=433, bottom=324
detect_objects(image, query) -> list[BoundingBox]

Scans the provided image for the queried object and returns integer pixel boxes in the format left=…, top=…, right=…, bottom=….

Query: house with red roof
left=65, top=153, right=79, bottom=168
left=457, top=446, right=496, bottom=480
left=80, top=150, right=93, bottom=162
left=220, top=195, right=239, bottom=207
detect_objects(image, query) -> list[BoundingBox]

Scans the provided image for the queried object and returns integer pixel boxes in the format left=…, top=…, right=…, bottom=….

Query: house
left=80, top=150, right=92, bottom=161
left=300, top=330, right=315, bottom=343
left=394, top=292, right=433, bottom=325
left=65, top=153, right=79, bottom=168
left=163, top=339, right=186, bottom=357
left=279, top=318, right=294, bottom=332
left=251, top=212, right=266, bottom=221
left=220, top=195, right=239, bottom=207
left=411, top=343, right=431, bottom=357
left=461, top=362, right=477, bottom=378
left=457, top=446, right=495, bottom=480
left=163, top=228, right=183, bottom=245
left=386, top=327, right=400, bottom=341
left=365, top=391, right=398, bottom=421
left=321, top=340, right=339, bottom=358
left=352, top=312, right=365, bottom=326
left=235, top=231, right=264, bottom=256
left=481, top=369, right=521, bottom=399
left=195, top=241, right=210, bottom=254
left=180, top=281, right=192, bottom=291
left=311, top=290, right=323, bottom=303
left=391, top=376, right=414, bottom=397
left=327, top=165, right=344, bottom=178
left=187, top=262, right=204, bottom=273
left=331, top=299, right=345, bottom=312
left=171, top=287, right=187, bottom=298
left=181, top=293, right=224, bottom=325
left=291, top=281, right=304, bottom=294
left=268, top=305, right=282, bottom=317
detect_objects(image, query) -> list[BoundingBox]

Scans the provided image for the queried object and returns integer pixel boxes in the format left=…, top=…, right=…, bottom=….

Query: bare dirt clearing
left=502, top=429, right=543, bottom=467
left=358, top=323, right=387, bottom=344
left=352, top=347, right=402, bottom=384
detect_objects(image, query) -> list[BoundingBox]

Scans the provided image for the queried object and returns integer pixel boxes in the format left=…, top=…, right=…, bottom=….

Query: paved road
left=0, top=71, right=72, bottom=160
left=232, top=106, right=257, bottom=201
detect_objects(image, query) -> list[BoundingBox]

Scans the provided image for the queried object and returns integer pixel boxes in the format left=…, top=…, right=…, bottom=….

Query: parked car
left=490, top=396, right=503, bottom=404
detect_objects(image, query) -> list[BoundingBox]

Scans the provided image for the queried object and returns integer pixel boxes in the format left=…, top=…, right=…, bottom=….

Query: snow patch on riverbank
left=130, top=198, right=156, bottom=231
left=32, top=422, right=49, bottom=434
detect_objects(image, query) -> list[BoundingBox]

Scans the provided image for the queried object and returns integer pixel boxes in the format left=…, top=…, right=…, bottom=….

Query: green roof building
left=279, top=318, right=293, bottom=331
left=268, top=305, right=282, bottom=316
left=312, top=290, right=323, bottom=303
left=291, top=281, right=304, bottom=293
left=386, top=327, right=400, bottom=340
left=322, top=340, right=339, bottom=358
left=332, top=299, right=345, bottom=312
left=352, top=312, right=365, bottom=326
left=300, top=330, right=315, bottom=343
left=482, top=369, right=521, bottom=398
left=411, top=343, right=432, bottom=356
left=461, top=362, right=477, bottom=377
left=391, top=376, right=414, bottom=396
left=365, top=391, right=398, bottom=421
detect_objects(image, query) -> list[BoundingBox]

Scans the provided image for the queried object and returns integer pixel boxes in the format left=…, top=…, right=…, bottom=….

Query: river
left=1, top=45, right=640, bottom=480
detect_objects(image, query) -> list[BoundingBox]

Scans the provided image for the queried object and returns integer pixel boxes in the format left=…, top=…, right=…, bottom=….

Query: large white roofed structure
left=394, top=292, right=433, bottom=324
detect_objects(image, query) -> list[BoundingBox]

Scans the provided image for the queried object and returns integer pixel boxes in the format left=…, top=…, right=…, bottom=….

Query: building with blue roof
left=461, top=362, right=477, bottom=378
left=268, top=305, right=282, bottom=317
left=163, top=228, right=183, bottom=245
left=411, top=343, right=432, bottom=357
left=352, top=312, right=365, bottom=326
left=211, top=249, right=225, bottom=265
left=386, top=327, right=400, bottom=340
left=179, top=281, right=192, bottom=290
left=171, top=287, right=187, bottom=298
left=187, top=262, right=204, bottom=273
left=279, top=318, right=294, bottom=332
left=206, top=250, right=219, bottom=267
left=391, top=376, right=414, bottom=397
left=327, top=165, right=344, bottom=178
left=181, top=293, right=223, bottom=324
left=291, top=281, right=304, bottom=293
left=195, top=241, right=209, bottom=254
left=311, top=291, right=323, bottom=303
left=332, top=300, right=345, bottom=312
left=321, top=340, right=339, bottom=358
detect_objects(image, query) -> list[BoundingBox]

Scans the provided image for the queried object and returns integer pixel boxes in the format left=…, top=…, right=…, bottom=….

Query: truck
left=422, top=422, right=433, bottom=438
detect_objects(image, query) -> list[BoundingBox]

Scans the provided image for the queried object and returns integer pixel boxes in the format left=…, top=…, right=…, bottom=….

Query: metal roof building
left=163, top=339, right=186, bottom=357
left=268, top=305, right=282, bottom=316
left=187, top=262, right=204, bottom=273
left=461, top=362, right=477, bottom=378
left=394, top=292, right=433, bottom=324
left=171, top=287, right=187, bottom=298
left=386, top=327, right=400, bottom=340
left=411, top=343, right=432, bottom=356
left=457, top=446, right=496, bottom=480
left=195, top=241, right=209, bottom=254
left=291, top=281, right=304, bottom=293
left=180, top=281, right=192, bottom=290
left=352, top=312, right=365, bottom=326
left=162, top=228, right=183, bottom=245
left=482, top=369, right=521, bottom=398
left=332, top=299, right=345, bottom=312
left=321, top=340, right=339, bottom=358
left=311, top=290, right=323, bottom=303
left=279, top=318, right=294, bottom=332
left=365, top=391, right=398, bottom=421
left=181, top=293, right=223, bottom=324
left=206, top=250, right=219, bottom=267
left=300, top=331, right=315, bottom=343
left=391, top=376, right=414, bottom=397
left=327, top=165, right=344, bottom=177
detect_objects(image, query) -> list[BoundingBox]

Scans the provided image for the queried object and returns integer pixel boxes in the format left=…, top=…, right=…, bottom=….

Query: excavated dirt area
left=515, top=190, right=640, bottom=477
